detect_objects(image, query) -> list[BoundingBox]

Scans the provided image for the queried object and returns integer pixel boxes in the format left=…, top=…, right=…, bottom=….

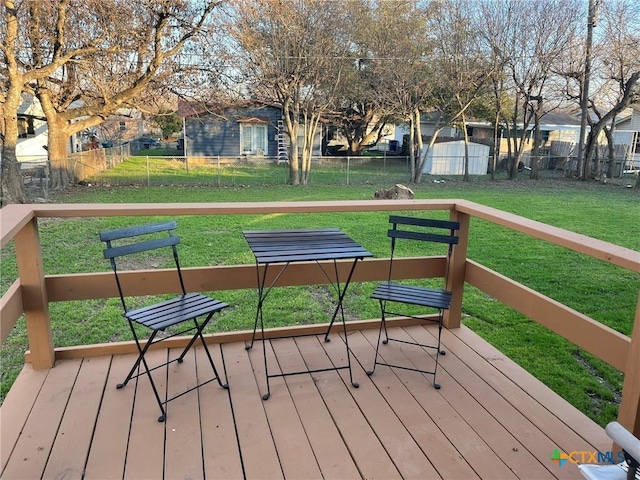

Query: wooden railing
left=1, top=199, right=639, bottom=437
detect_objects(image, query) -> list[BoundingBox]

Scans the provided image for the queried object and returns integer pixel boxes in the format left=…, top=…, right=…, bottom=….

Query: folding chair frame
left=100, top=221, right=229, bottom=422
left=367, top=215, right=460, bottom=389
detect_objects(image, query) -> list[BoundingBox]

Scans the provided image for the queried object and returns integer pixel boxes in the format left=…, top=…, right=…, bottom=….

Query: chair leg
left=197, top=328, right=228, bottom=389
left=118, top=328, right=167, bottom=422
left=340, top=303, right=359, bottom=388
left=367, top=303, right=387, bottom=376
left=118, top=327, right=157, bottom=388
left=175, top=314, right=228, bottom=389
left=381, top=304, right=390, bottom=344
left=138, top=349, right=168, bottom=422
left=432, top=310, right=446, bottom=390
left=177, top=315, right=214, bottom=362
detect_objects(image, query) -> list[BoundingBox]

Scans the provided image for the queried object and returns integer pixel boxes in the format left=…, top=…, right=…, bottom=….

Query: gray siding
left=185, top=105, right=282, bottom=158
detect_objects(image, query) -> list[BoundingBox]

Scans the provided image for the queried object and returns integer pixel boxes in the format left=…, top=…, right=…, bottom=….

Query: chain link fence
left=86, top=154, right=413, bottom=187
left=19, top=145, right=131, bottom=200
left=20, top=149, right=638, bottom=201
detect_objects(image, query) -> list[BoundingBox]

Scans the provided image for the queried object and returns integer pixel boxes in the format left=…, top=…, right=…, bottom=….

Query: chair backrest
left=386, top=215, right=460, bottom=285
left=100, top=221, right=185, bottom=312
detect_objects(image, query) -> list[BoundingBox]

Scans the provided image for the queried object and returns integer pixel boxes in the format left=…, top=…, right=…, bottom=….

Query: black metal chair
left=367, top=215, right=460, bottom=389
left=100, top=220, right=229, bottom=422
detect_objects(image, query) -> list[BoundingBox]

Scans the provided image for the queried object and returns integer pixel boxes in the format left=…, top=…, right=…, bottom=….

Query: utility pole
left=577, top=0, right=598, bottom=180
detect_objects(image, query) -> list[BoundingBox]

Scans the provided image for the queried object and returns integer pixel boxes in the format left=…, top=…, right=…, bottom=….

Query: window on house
left=119, top=121, right=126, bottom=131
left=18, top=117, right=35, bottom=138
left=541, top=130, right=550, bottom=144
left=240, top=123, right=268, bottom=155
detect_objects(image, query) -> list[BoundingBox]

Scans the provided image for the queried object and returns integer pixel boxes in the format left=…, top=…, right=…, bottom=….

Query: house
left=395, top=110, right=583, bottom=169
left=614, top=104, right=640, bottom=170
left=16, top=94, right=49, bottom=163
left=180, top=100, right=325, bottom=161
left=94, top=109, right=155, bottom=148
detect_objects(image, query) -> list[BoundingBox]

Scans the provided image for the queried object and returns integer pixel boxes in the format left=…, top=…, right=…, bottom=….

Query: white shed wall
left=423, top=141, right=490, bottom=175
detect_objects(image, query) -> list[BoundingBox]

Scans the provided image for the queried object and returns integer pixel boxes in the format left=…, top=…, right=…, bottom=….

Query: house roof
left=615, top=104, right=640, bottom=126
left=177, top=99, right=282, bottom=118
left=539, top=111, right=581, bottom=126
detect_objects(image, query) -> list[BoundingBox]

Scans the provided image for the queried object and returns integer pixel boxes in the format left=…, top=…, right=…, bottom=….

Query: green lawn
left=2, top=172, right=639, bottom=428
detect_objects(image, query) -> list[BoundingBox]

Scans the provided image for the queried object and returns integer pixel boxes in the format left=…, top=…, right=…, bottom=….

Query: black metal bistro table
left=243, top=228, right=373, bottom=400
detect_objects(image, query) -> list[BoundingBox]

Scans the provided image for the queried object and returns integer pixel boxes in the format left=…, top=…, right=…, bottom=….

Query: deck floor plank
left=279, top=337, right=362, bottom=480
left=84, top=354, right=137, bottom=479
left=164, top=347, right=204, bottom=480
left=0, top=325, right=613, bottom=480
left=122, top=349, right=167, bottom=480
left=367, top=326, right=551, bottom=479
left=353, top=328, right=490, bottom=479
left=449, top=325, right=612, bottom=451
left=295, top=335, right=403, bottom=480
left=1, top=358, right=82, bottom=480
left=321, top=331, right=444, bottom=479
left=438, top=326, right=600, bottom=453
left=42, top=356, right=111, bottom=480
left=225, top=341, right=282, bottom=479
left=0, top=363, right=49, bottom=473
left=198, top=344, right=244, bottom=480
left=409, top=325, right=584, bottom=480
left=260, top=338, right=324, bottom=479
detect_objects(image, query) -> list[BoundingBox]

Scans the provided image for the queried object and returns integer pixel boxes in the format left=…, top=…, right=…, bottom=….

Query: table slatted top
left=243, top=228, right=373, bottom=264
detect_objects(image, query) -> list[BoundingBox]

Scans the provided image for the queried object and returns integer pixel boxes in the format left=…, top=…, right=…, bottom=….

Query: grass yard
left=1, top=172, right=639, bottom=428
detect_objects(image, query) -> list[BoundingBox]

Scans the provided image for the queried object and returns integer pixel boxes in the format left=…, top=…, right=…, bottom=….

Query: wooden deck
left=1, top=324, right=611, bottom=480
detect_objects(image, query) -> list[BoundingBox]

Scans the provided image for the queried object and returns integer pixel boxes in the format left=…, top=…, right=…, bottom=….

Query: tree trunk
left=282, top=99, right=300, bottom=185
left=491, top=112, right=500, bottom=181
left=47, top=120, right=74, bottom=190
left=408, top=113, right=416, bottom=182
left=530, top=108, right=541, bottom=180
left=508, top=107, right=519, bottom=180
left=583, top=124, right=603, bottom=180
left=300, top=112, right=320, bottom=185
left=604, top=123, right=616, bottom=179
left=462, top=114, right=469, bottom=182
left=1, top=85, right=28, bottom=205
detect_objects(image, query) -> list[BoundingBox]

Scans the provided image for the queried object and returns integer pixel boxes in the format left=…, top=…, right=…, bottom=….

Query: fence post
left=443, top=208, right=470, bottom=329
left=346, top=156, right=350, bottom=185
left=15, top=218, right=55, bottom=369
left=217, top=156, right=221, bottom=187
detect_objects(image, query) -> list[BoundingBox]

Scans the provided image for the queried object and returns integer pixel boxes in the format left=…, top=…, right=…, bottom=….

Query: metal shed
left=423, top=140, right=490, bottom=175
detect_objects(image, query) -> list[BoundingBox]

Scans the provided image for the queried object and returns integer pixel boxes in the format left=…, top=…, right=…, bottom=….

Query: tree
left=324, top=0, right=407, bottom=157
left=323, top=0, right=436, bottom=180
left=1, top=0, right=223, bottom=200
left=1, top=0, right=28, bottom=204
left=479, top=0, right=579, bottom=180
left=581, top=0, right=639, bottom=180
left=225, top=0, right=351, bottom=185
left=152, top=110, right=183, bottom=140
left=416, top=0, right=495, bottom=183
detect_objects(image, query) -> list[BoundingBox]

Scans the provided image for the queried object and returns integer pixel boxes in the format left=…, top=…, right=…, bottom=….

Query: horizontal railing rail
left=1, top=199, right=639, bottom=437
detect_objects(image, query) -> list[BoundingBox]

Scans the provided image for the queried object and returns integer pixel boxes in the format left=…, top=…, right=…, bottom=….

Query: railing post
left=14, top=218, right=54, bottom=369
left=444, top=208, right=470, bottom=329
left=618, top=290, right=640, bottom=438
